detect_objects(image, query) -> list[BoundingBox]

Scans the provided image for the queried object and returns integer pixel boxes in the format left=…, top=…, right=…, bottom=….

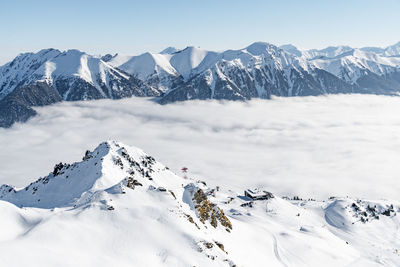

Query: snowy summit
left=1, top=41, right=400, bottom=128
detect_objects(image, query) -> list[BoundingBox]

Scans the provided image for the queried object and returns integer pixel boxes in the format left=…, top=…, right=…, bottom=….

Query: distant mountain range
left=1, top=41, right=400, bottom=127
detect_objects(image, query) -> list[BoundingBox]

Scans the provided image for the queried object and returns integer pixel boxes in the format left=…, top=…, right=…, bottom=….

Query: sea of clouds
left=1, top=95, right=400, bottom=200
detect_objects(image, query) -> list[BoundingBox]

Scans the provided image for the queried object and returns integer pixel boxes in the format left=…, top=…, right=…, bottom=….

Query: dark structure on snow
left=244, top=189, right=274, bottom=200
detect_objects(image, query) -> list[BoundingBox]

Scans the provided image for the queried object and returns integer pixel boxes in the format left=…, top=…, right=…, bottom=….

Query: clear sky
left=1, top=0, right=399, bottom=64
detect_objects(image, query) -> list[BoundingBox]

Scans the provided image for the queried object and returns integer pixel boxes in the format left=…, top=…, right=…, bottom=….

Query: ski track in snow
left=273, top=235, right=289, bottom=267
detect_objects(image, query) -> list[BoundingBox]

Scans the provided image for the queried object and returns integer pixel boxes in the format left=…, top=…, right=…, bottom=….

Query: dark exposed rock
left=53, top=162, right=70, bottom=177
left=126, top=177, right=143, bottom=189
left=0, top=82, right=62, bottom=127
left=192, top=188, right=232, bottom=231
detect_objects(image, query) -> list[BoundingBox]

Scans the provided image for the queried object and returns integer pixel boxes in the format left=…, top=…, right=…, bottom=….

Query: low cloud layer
left=1, top=95, right=400, bottom=200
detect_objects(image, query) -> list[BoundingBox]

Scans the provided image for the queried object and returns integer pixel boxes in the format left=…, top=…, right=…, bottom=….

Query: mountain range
left=0, top=140, right=399, bottom=266
left=1, top=41, right=400, bottom=127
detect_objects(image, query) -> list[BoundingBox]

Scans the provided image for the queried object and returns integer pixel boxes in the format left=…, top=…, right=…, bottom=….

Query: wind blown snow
left=1, top=94, right=400, bottom=200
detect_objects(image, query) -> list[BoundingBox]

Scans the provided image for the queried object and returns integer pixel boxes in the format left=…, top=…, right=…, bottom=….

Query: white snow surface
left=2, top=41, right=400, bottom=100
left=383, top=42, right=400, bottom=57
left=1, top=139, right=400, bottom=266
left=279, top=42, right=400, bottom=82
left=113, top=52, right=178, bottom=80
left=111, top=46, right=217, bottom=81
left=310, top=49, right=400, bottom=83
left=0, top=49, right=129, bottom=100
left=160, top=46, right=180, bottom=54
left=111, top=42, right=311, bottom=84
left=281, top=42, right=400, bottom=59
left=0, top=49, right=60, bottom=99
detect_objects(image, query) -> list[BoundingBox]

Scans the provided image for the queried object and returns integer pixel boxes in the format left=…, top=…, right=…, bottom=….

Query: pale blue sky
left=1, top=0, right=399, bottom=64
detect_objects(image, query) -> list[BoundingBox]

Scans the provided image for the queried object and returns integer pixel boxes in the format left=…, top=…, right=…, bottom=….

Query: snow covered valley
left=1, top=95, right=400, bottom=266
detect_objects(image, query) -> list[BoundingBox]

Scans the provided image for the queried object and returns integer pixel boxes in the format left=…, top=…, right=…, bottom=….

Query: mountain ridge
left=1, top=41, right=400, bottom=127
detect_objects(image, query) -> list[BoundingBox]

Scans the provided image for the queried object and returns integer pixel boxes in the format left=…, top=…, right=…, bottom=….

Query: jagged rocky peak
left=0, top=140, right=174, bottom=208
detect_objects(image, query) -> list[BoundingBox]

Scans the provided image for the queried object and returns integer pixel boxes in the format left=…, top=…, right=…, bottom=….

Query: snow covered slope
left=160, top=46, right=180, bottom=54
left=384, top=42, right=400, bottom=56
left=160, top=42, right=356, bottom=103
left=361, top=42, right=400, bottom=57
left=311, top=49, right=400, bottom=82
left=303, top=45, right=354, bottom=60
left=0, top=49, right=160, bottom=127
left=169, top=46, right=217, bottom=79
left=0, top=48, right=60, bottom=100
left=109, top=46, right=217, bottom=91
left=2, top=41, right=400, bottom=127
left=281, top=43, right=400, bottom=94
left=111, top=52, right=182, bottom=91
left=0, top=140, right=399, bottom=266
left=0, top=49, right=159, bottom=101
left=112, top=42, right=356, bottom=103
left=281, top=42, right=400, bottom=59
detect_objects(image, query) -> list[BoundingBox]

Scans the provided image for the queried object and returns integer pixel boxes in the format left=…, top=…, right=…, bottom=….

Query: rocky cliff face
left=0, top=82, right=62, bottom=127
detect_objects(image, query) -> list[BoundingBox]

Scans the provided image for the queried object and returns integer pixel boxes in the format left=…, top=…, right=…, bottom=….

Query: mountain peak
left=0, top=140, right=173, bottom=208
left=279, top=44, right=297, bottom=49
left=37, top=48, right=61, bottom=55
left=160, top=47, right=179, bottom=54
left=64, top=49, right=86, bottom=55
left=280, top=44, right=303, bottom=57
left=245, top=42, right=278, bottom=55
left=169, top=46, right=210, bottom=79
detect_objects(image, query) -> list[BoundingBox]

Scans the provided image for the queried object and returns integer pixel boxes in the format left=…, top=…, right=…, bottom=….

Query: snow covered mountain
left=310, top=49, right=400, bottom=92
left=108, top=46, right=218, bottom=91
left=160, top=46, right=180, bottom=54
left=0, top=49, right=159, bottom=127
left=361, top=42, right=400, bottom=57
left=159, top=42, right=357, bottom=103
left=110, top=52, right=183, bottom=92
left=0, top=140, right=399, bottom=266
left=280, top=42, right=400, bottom=95
left=299, top=45, right=354, bottom=60
left=281, top=42, right=400, bottom=59
left=0, top=49, right=159, bottom=101
left=111, top=42, right=357, bottom=104
left=1, top=41, right=400, bottom=128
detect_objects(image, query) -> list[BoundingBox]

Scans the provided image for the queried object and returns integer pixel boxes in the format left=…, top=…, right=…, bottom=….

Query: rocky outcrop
left=184, top=183, right=232, bottom=232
